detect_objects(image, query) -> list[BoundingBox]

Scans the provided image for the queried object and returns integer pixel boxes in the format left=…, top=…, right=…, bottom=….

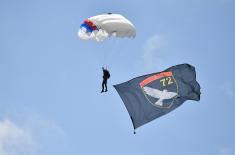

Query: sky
left=0, top=0, right=235, bottom=154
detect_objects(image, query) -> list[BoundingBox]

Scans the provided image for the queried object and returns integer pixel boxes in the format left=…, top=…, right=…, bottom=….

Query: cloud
left=0, top=107, right=67, bottom=155
left=219, top=81, right=234, bottom=98
left=28, top=114, right=65, bottom=137
left=24, top=114, right=67, bottom=155
left=0, top=119, right=34, bottom=155
left=143, top=34, right=166, bottom=70
left=219, top=147, right=234, bottom=155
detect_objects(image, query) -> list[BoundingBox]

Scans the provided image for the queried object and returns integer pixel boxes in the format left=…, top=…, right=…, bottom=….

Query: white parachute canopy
left=78, top=13, right=136, bottom=42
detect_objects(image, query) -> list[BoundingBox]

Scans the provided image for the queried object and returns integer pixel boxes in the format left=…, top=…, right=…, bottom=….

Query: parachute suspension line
left=78, top=13, right=136, bottom=69
left=105, top=39, right=119, bottom=68
left=102, top=43, right=108, bottom=67
left=99, top=41, right=108, bottom=68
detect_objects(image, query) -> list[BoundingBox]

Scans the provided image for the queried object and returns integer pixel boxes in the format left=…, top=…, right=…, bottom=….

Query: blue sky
left=0, top=0, right=235, bottom=154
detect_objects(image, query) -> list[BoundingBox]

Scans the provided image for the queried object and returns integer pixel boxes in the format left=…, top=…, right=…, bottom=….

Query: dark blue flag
left=114, top=64, right=201, bottom=130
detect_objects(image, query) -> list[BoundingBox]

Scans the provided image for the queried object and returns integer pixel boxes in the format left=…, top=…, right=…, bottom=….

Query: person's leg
left=104, top=79, right=107, bottom=92
left=101, top=80, right=105, bottom=92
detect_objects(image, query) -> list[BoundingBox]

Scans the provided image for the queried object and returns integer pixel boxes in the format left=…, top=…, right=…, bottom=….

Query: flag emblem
left=139, top=72, right=178, bottom=108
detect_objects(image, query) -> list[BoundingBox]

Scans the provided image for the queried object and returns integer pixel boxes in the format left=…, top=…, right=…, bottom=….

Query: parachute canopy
left=78, top=13, right=136, bottom=41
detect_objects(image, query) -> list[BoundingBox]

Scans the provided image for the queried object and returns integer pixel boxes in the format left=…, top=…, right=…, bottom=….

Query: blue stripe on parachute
left=80, top=23, right=93, bottom=33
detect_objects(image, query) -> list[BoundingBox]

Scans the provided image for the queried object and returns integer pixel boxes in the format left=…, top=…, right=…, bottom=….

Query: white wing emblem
left=142, top=86, right=178, bottom=106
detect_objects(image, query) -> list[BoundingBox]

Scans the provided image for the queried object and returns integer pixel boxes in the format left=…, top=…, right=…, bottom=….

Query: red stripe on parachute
left=84, top=20, right=97, bottom=30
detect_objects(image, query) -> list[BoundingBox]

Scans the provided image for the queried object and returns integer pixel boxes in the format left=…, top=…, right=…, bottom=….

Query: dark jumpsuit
left=102, top=69, right=109, bottom=92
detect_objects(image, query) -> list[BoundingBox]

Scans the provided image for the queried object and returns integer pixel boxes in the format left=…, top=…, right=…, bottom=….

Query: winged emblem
left=142, top=86, right=178, bottom=106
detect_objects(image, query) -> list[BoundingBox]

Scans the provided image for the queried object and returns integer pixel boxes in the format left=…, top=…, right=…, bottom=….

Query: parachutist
left=101, top=67, right=110, bottom=93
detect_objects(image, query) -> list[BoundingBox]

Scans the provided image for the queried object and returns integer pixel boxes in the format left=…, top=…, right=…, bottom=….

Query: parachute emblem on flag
left=139, top=71, right=179, bottom=108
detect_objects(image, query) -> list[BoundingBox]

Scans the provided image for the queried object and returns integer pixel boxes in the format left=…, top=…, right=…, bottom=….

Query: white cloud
left=143, top=34, right=166, bottom=70
left=0, top=107, right=67, bottom=155
left=219, top=147, right=234, bottom=155
left=0, top=119, right=34, bottom=155
left=24, top=114, right=67, bottom=155
left=28, top=114, right=65, bottom=137
left=220, top=81, right=234, bottom=98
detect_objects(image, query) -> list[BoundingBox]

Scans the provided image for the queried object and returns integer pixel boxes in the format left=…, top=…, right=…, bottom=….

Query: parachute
left=78, top=13, right=136, bottom=41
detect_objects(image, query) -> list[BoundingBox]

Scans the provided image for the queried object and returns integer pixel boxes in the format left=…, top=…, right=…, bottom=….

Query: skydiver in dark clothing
left=101, top=67, right=110, bottom=93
